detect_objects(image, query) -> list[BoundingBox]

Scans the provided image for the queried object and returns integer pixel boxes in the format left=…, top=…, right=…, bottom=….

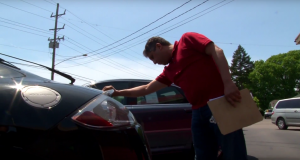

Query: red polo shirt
left=156, top=32, right=224, bottom=110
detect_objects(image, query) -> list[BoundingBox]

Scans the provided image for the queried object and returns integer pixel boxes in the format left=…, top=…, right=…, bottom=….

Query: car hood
left=0, top=64, right=103, bottom=130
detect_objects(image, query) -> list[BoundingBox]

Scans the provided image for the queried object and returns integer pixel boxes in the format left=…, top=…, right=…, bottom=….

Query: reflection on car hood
left=0, top=63, right=103, bottom=130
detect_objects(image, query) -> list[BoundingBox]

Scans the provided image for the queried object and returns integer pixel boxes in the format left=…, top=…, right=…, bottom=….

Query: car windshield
left=0, top=64, right=25, bottom=79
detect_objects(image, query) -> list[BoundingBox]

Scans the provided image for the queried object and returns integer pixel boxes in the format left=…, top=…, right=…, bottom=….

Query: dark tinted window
left=132, top=82, right=188, bottom=104
left=90, top=82, right=130, bottom=105
left=276, top=99, right=300, bottom=109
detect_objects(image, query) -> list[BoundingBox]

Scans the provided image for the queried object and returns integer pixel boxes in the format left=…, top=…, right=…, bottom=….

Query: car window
left=276, top=101, right=287, bottom=109
left=276, top=99, right=300, bottom=109
left=0, top=65, right=25, bottom=78
left=90, top=81, right=130, bottom=105
left=288, top=99, right=300, bottom=109
left=132, top=82, right=188, bottom=105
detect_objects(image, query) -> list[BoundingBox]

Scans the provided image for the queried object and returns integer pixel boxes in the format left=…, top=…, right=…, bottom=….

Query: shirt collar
left=169, top=41, right=179, bottom=63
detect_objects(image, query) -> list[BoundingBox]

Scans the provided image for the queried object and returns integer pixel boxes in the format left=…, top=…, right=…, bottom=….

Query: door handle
left=184, top=109, right=192, bottom=113
left=295, top=110, right=299, bottom=113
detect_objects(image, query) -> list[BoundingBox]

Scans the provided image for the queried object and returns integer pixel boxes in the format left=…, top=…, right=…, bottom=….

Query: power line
left=78, top=0, right=199, bottom=54
left=101, top=0, right=233, bottom=59
left=65, top=35, right=161, bottom=72
left=0, top=17, right=64, bottom=37
left=0, top=24, right=49, bottom=37
left=60, top=57, right=154, bottom=79
left=57, top=38, right=156, bottom=78
left=56, top=42, right=153, bottom=79
left=52, top=0, right=192, bottom=42
left=0, top=20, right=53, bottom=35
left=0, top=1, right=54, bottom=22
left=44, top=0, right=56, bottom=5
left=57, top=8, right=162, bottom=70
left=10, top=62, right=94, bottom=83
left=0, top=43, right=49, bottom=53
left=0, top=43, right=74, bottom=60
left=20, top=0, right=53, bottom=12
left=40, top=0, right=110, bottom=44
left=59, top=41, right=155, bottom=79
left=52, top=1, right=114, bottom=41
left=66, top=0, right=232, bottom=66
left=0, top=11, right=155, bottom=78
left=65, top=24, right=105, bottom=46
left=0, top=17, right=49, bottom=33
left=54, top=6, right=161, bottom=70
left=76, top=0, right=228, bottom=63
left=86, top=0, right=210, bottom=57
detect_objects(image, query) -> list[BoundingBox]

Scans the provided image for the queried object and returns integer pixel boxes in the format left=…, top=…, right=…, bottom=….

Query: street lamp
left=51, top=54, right=87, bottom=80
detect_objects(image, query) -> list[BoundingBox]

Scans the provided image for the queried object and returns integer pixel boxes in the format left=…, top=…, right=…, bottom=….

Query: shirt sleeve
left=155, top=69, right=172, bottom=86
left=182, top=32, right=213, bottom=54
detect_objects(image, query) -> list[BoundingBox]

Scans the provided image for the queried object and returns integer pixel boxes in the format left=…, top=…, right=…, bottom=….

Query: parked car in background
left=86, top=79, right=194, bottom=154
left=264, top=109, right=273, bottom=119
left=0, top=59, right=151, bottom=160
left=271, top=97, right=300, bottom=130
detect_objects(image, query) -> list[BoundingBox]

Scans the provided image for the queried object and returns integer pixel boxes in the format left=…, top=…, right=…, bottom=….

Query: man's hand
left=102, top=85, right=118, bottom=96
left=224, top=81, right=241, bottom=107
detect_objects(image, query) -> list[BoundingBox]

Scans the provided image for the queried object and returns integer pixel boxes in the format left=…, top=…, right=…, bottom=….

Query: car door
left=129, top=82, right=192, bottom=151
left=284, top=99, right=300, bottom=125
left=92, top=81, right=132, bottom=109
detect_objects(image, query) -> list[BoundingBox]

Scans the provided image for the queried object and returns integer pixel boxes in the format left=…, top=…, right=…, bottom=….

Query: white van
left=271, top=97, right=300, bottom=130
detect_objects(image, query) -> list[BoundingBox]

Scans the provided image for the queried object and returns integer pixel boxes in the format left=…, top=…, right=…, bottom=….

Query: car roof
left=277, top=97, right=300, bottom=102
left=86, top=79, right=181, bottom=88
left=274, top=97, right=300, bottom=107
left=93, top=79, right=152, bottom=83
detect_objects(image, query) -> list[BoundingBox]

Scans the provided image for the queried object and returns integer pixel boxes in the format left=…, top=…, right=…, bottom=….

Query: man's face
left=147, top=43, right=170, bottom=65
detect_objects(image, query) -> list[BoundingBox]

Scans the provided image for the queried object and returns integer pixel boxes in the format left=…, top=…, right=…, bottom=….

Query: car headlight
left=71, top=94, right=136, bottom=128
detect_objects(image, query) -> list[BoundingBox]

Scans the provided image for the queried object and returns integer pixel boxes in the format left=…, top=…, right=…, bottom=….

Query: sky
left=1, top=0, right=299, bottom=86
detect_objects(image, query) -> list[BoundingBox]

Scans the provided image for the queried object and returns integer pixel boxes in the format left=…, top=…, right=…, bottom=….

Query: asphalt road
left=152, top=119, right=300, bottom=160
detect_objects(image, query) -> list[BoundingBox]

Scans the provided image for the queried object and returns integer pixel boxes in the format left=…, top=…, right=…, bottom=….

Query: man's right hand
left=101, top=80, right=167, bottom=98
left=102, top=85, right=117, bottom=96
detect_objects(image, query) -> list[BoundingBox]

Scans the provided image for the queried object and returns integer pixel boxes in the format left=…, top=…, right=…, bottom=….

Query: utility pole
left=49, top=3, right=65, bottom=80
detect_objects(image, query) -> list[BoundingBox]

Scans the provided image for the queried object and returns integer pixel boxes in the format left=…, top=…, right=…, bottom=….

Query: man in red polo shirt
left=103, top=32, right=248, bottom=160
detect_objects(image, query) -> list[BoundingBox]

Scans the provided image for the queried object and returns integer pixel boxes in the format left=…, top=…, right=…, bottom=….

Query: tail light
left=272, top=111, right=274, bottom=115
left=72, top=94, right=136, bottom=128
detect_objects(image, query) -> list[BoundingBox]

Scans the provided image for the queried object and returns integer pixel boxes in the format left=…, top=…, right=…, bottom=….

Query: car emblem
left=21, top=86, right=61, bottom=109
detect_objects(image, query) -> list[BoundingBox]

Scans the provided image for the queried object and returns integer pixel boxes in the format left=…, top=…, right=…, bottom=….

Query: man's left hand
left=224, top=81, right=241, bottom=107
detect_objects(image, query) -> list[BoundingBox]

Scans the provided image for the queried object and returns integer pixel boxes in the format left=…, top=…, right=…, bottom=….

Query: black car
left=0, top=59, right=151, bottom=160
left=86, top=79, right=194, bottom=155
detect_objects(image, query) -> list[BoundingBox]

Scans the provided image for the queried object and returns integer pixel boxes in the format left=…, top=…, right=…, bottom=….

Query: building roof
left=295, top=33, right=300, bottom=45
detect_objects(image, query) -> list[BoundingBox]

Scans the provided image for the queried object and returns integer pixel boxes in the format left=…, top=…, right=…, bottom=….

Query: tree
left=230, top=45, right=254, bottom=90
left=247, top=50, right=300, bottom=110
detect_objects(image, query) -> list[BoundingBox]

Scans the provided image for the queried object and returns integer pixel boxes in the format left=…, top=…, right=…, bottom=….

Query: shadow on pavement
left=247, top=155, right=259, bottom=160
left=152, top=152, right=259, bottom=160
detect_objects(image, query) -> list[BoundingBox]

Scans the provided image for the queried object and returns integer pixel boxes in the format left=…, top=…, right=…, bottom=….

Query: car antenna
left=0, top=53, right=75, bottom=84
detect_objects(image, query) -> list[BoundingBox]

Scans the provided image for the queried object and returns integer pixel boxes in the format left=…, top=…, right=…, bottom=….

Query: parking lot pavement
left=152, top=119, right=300, bottom=160
left=244, top=119, right=300, bottom=160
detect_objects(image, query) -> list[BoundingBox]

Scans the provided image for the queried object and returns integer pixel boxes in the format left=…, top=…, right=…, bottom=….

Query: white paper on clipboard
left=145, top=92, right=159, bottom=104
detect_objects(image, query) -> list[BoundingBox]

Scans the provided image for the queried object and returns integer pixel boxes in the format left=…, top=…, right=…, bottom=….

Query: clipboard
left=208, top=88, right=263, bottom=135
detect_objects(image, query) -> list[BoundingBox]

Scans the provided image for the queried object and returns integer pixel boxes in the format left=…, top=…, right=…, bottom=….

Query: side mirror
left=103, top=89, right=114, bottom=97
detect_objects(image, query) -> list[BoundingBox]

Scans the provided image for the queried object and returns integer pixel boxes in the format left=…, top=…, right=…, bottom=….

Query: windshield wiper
left=0, top=53, right=75, bottom=84
left=0, top=58, right=20, bottom=70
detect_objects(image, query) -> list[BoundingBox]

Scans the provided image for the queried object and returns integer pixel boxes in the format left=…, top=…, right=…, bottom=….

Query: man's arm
left=205, top=42, right=241, bottom=106
left=102, top=80, right=167, bottom=97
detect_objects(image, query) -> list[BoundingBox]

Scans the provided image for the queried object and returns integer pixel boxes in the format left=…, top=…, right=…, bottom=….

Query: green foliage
left=253, top=96, right=260, bottom=107
left=230, top=45, right=254, bottom=89
left=247, top=50, right=300, bottom=110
